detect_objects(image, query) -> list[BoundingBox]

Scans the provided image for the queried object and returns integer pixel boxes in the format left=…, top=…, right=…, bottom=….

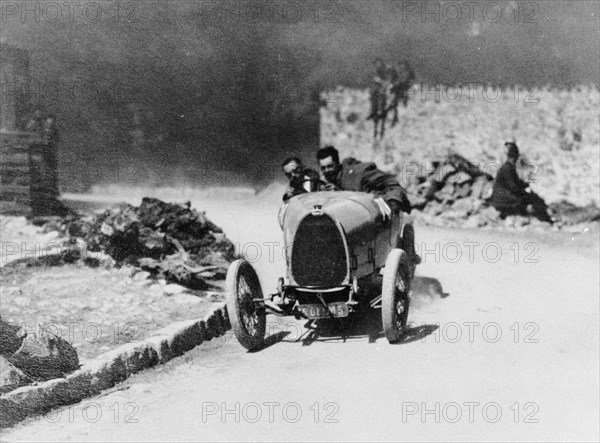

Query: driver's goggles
left=284, top=167, right=302, bottom=178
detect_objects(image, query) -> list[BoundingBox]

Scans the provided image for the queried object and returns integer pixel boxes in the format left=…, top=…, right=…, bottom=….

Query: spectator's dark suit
left=490, top=161, right=530, bottom=217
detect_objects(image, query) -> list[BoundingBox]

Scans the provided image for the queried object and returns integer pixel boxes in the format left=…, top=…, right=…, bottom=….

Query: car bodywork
left=280, top=191, right=402, bottom=288
left=226, top=189, right=418, bottom=349
left=275, top=190, right=414, bottom=319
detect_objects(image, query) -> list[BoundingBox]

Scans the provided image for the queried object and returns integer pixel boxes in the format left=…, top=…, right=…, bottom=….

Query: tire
left=381, top=249, right=410, bottom=344
left=399, top=223, right=418, bottom=281
left=225, top=259, right=266, bottom=350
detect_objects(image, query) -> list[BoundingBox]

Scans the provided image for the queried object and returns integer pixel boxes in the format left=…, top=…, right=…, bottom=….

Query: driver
left=281, top=156, right=321, bottom=202
left=316, top=146, right=412, bottom=214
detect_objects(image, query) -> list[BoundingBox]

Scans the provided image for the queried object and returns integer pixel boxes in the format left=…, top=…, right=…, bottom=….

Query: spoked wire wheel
left=225, top=259, right=266, bottom=350
left=381, top=249, right=411, bottom=344
left=400, top=223, right=418, bottom=281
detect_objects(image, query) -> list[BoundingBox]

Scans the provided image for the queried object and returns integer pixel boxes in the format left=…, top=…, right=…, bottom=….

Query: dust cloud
left=1, top=0, right=598, bottom=190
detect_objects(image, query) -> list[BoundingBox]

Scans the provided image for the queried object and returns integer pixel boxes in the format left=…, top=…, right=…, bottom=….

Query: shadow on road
left=248, top=331, right=291, bottom=353
left=393, top=323, right=440, bottom=345
left=276, top=310, right=439, bottom=346
left=244, top=274, right=447, bottom=350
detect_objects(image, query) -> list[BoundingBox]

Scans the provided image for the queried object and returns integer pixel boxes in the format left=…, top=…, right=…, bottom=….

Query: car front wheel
left=381, top=249, right=410, bottom=344
left=225, top=259, right=266, bottom=350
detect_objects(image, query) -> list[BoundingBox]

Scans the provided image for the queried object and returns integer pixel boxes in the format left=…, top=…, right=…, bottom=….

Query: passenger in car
left=281, top=156, right=321, bottom=202
left=316, top=146, right=412, bottom=214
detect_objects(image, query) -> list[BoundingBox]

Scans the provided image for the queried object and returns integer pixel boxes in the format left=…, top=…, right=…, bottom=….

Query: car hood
left=279, top=191, right=389, bottom=245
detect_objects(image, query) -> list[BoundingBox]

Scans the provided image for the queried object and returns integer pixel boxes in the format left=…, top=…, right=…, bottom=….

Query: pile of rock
left=43, top=198, right=236, bottom=289
left=1, top=316, right=79, bottom=394
left=259, top=152, right=594, bottom=231
left=406, top=153, right=506, bottom=228
left=405, top=153, right=600, bottom=230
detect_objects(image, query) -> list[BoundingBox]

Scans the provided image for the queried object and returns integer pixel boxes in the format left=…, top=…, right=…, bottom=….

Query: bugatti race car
left=225, top=190, right=419, bottom=350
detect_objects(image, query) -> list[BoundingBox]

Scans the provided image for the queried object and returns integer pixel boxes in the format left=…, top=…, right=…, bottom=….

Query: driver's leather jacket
left=326, top=158, right=412, bottom=214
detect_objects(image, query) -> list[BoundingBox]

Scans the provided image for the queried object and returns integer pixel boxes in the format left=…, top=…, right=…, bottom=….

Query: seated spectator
left=490, top=142, right=552, bottom=222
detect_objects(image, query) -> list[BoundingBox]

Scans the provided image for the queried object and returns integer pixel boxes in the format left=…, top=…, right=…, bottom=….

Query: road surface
left=3, top=186, right=599, bottom=442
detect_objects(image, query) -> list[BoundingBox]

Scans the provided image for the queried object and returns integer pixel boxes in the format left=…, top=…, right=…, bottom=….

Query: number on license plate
left=297, top=302, right=348, bottom=319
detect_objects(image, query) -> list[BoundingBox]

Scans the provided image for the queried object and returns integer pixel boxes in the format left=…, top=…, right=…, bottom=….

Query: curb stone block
left=7, top=379, right=58, bottom=414
left=65, top=371, right=97, bottom=398
left=198, top=321, right=209, bottom=343
left=143, top=335, right=172, bottom=363
left=0, top=304, right=230, bottom=428
left=205, top=315, right=219, bottom=337
left=158, top=319, right=202, bottom=358
left=120, top=342, right=160, bottom=375
left=206, top=309, right=228, bottom=338
left=46, top=379, right=81, bottom=409
left=87, top=353, right=128, bottom=390
left=214, top=308, right=227, bottom=334
left=168, top=323, right=200, bottom=358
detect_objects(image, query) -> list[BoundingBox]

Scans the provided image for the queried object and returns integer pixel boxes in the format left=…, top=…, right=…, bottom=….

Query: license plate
left=297, top=302, right=349, bottom=319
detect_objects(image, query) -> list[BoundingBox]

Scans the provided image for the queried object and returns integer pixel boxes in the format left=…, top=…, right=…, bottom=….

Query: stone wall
left=0, top=132, right=32, bottom=215
left=0, top=44, right=30, bottom=131
left=320, top=85, right=600, bottom=207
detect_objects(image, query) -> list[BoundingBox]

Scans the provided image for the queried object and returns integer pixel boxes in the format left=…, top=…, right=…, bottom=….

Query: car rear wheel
left=381, top=249, right=410, bottom=344
left=399, top=223, right=418, bottom=281
left=225, top=259, right=266, bottom=350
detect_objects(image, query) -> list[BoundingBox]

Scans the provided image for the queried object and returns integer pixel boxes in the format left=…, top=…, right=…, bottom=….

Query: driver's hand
left=324, top=183, right=339, bottom=191
left=284, top=187, right=298, bottom=200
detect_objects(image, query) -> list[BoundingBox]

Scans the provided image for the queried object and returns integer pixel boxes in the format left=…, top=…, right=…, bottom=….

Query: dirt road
left=3, top=187, right=599, bottom=442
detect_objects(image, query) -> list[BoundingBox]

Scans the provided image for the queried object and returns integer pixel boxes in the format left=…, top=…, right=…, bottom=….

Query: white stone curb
left=0, top=305, right=230, bottom=428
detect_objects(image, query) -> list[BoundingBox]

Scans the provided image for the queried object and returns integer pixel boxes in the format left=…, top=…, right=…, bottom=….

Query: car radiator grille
left=291, top=214, right=347, bottom=287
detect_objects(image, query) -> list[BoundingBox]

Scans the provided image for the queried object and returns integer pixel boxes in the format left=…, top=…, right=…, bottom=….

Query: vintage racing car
left=225, top=189, right=419, bottom=350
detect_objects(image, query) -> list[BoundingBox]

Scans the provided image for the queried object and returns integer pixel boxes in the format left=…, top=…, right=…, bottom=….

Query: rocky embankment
left=23, top=198, right=235, bottom=288
left=0, top=198, right=235, bottom=397
left=321, top=85, right=600, bottom=225
left=404, top=152, right=600, bottom=231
